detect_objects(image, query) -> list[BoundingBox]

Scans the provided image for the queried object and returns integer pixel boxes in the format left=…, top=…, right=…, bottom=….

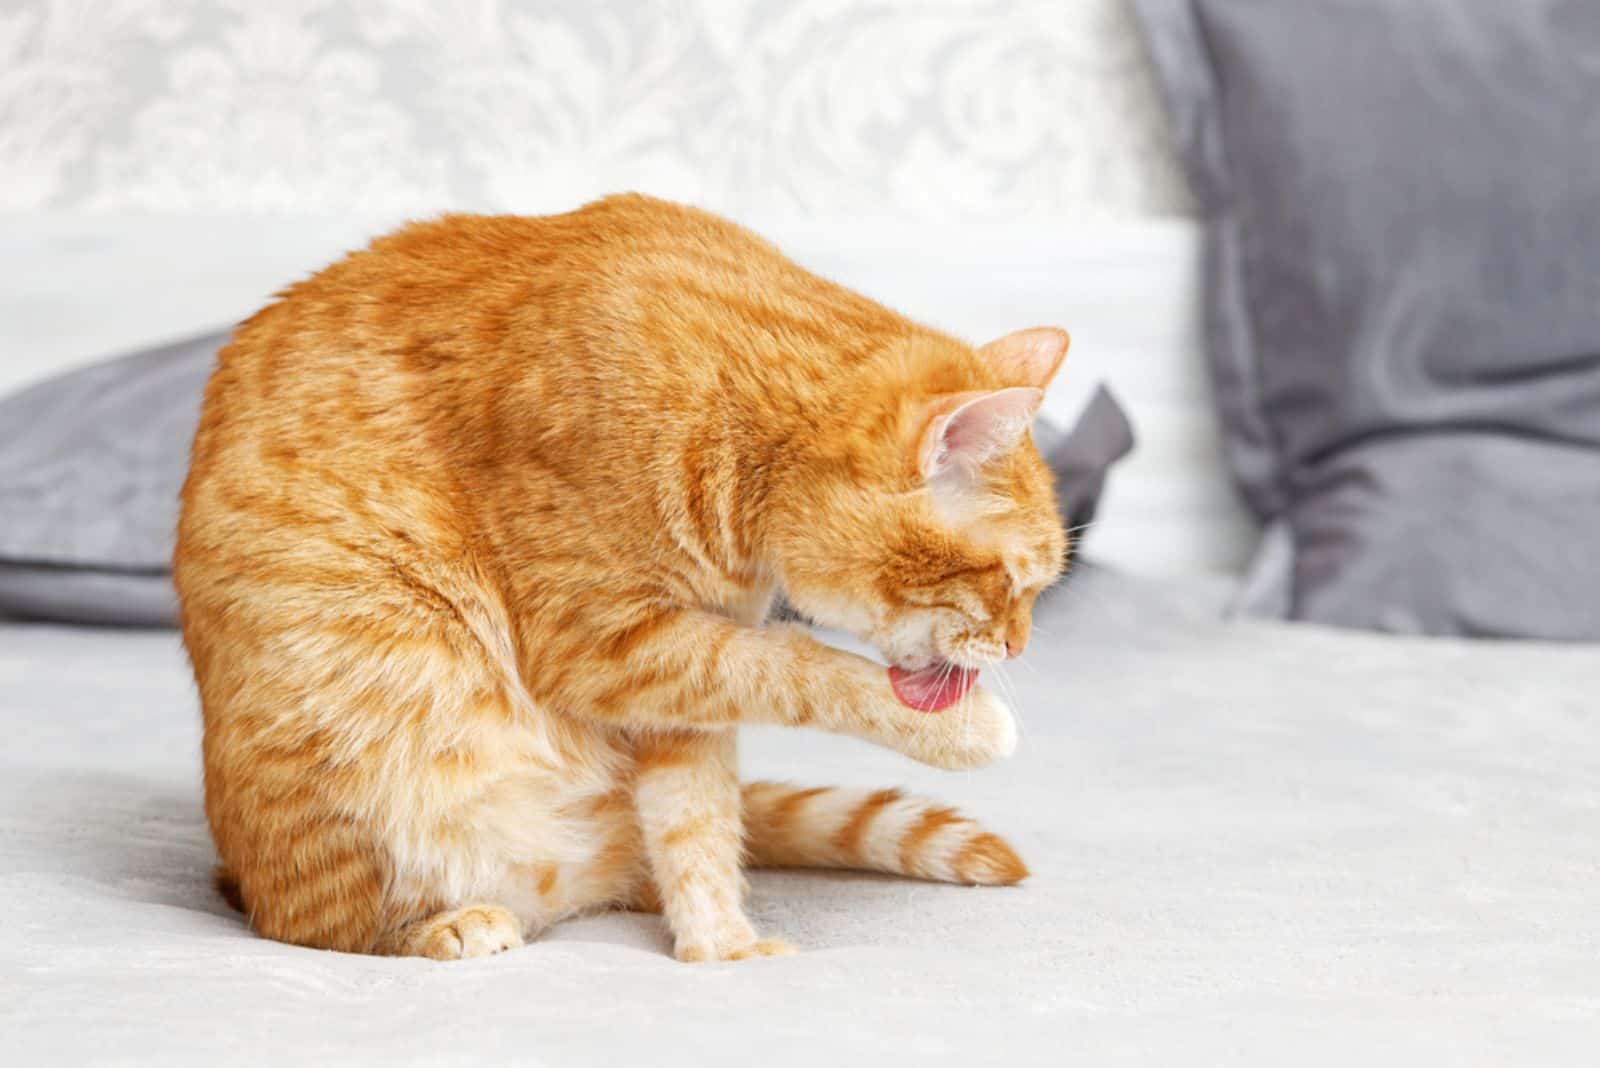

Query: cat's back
left=173, top=197, right=815, bottom=611
left=193, top=195, right=810, bottom=445
left=188, top=195, right=899, bottom=509
left=272, top=193, right=803, bottom=340
left=178, top=194, right=913, bottom=587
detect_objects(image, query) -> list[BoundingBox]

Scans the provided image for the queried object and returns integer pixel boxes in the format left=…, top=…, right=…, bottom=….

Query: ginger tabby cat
left=174, top=194, right=1069, bottom=962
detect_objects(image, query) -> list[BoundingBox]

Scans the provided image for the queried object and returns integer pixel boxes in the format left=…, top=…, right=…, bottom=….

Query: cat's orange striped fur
left=174, top=194, right=1068, bottom=962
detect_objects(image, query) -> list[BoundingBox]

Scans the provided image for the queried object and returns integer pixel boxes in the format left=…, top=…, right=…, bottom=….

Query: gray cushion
left=0, top=331, right=1134, bottom=626
left=1034, top=384, right=1136, bottom=544
left=1136, top=0, right=1600, bottom=638
left=0, top=330, right=225, bottom=626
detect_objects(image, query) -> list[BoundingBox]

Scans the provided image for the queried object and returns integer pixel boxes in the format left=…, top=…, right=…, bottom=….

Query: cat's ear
left=978, top=327, right=1070, bottom=390
left=918, top=387, right=1044, bottom=478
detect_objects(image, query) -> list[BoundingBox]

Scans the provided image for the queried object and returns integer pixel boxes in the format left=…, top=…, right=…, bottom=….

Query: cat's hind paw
left=398, top=904, right=524, bottom=961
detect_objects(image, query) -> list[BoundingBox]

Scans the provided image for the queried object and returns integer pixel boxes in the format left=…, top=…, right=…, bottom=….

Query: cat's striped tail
left=740, top=781, right=1028, bottom=885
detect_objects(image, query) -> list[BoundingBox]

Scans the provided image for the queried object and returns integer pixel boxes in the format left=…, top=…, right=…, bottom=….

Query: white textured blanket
left=3, top=567, right=1596, bottom=1066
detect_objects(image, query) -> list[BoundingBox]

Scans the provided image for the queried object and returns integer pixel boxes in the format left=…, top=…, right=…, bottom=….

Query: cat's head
left=774, top=327, right=1071, bottom=701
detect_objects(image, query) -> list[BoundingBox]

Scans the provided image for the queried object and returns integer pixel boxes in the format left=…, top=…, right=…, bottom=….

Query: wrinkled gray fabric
left=0, top=329, right=225, bottom=569
left=0, top=563, right=177, bottom=628
left=0, top=329, right=226, bottom=625
left=1034, top=384, right=1137, bottom=544
left=0, top=330, right=1135, bottom=625
left=1292, top=436, right=1596, bottom=638
left=1136, top=0, right=1600, bottom=638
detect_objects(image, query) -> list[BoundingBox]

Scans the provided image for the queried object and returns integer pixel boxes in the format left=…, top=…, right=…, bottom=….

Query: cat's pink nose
left=1004, top=617, right=1030, bottom=658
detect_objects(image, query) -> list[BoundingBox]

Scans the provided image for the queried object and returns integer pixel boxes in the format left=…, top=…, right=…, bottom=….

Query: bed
left=3, top=218, right=1597, bottom=1064
left=5, top=566, right=1597, bottom=1064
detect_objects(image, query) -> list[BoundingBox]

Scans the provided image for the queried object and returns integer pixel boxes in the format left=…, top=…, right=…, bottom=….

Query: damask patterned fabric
left=3, top=0, right=1192, bottom=219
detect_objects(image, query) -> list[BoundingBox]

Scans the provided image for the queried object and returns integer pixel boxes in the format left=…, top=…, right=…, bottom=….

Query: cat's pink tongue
left=888, top=661, right=978, bottom=711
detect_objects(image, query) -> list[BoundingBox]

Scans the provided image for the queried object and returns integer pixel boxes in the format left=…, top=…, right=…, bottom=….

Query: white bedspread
left=3, top=567, right=1596, bottom=1065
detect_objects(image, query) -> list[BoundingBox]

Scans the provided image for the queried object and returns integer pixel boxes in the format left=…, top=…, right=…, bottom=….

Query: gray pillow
left=1034, top=385, right=1136, bottom=545
left=1136, top=0, right=1600, bottom=638
left=0, top=330, right=225, bottom=626
left=0, top=332, right=1134, bottom=626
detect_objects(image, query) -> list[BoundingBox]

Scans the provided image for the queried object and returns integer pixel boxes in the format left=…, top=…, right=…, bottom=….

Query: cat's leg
left=220, top=812, right=390, bottom=954
left=519, top=604, right=1015, bottom=771
left=223, top=803, right=532, bottom=960
left=191, top=545, right=567, bottom=960
left=218, top=804, right=530, bottom=961
left=631, top=729, right=795, bottom=962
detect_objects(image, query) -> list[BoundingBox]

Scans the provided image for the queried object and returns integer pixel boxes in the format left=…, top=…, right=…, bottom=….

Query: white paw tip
left=995, top=706, right=1018, bottom=757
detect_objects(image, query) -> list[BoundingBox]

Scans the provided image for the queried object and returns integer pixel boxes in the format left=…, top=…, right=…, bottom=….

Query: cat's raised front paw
left=899, top=687, right=1018, bottom=770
